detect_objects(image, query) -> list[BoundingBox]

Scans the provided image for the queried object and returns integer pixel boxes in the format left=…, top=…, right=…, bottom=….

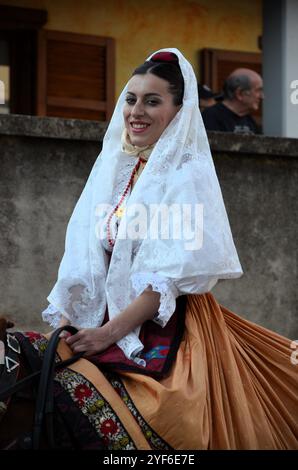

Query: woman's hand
left=65, top=327, right=112, bottom=356
left=65, top=287, right=160, bottom=357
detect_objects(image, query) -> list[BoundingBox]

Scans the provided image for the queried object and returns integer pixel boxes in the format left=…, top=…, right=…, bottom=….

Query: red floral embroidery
left=25, top=331, right=43, bottom=341
left=100, top=419, right=119, bottom=436
left=74, top=384, right=92, bottom=404
left=160, top=348, right=168, bottom=356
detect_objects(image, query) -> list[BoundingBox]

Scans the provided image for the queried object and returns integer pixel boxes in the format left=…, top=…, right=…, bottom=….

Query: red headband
left=150, top=51, right=179, bottom=65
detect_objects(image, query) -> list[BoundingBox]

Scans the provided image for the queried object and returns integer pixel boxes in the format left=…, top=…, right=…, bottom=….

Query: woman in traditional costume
left=39, top=49, right=297, bottom=450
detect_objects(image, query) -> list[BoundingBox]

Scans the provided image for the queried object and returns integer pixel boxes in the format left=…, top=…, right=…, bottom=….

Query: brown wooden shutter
left=37, top=30, right=115, bottom=121
left=200, top=48, right=262, bottom=123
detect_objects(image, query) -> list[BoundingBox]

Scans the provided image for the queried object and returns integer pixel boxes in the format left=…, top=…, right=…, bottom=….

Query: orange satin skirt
left=119, top=293, right=298, bottom=449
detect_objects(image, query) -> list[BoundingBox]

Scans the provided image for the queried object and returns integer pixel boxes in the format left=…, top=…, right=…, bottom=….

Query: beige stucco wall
left=1, top=0, right=262, bottom=96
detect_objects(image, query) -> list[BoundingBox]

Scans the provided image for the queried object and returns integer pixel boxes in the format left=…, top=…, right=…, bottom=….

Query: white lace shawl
left=42, top=48, right=243, bottom=362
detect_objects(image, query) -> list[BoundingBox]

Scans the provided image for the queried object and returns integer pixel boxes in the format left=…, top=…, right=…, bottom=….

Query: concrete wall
left=0, top=114, right=297, bottom=339
left=0, top=0, right=262, bottom=96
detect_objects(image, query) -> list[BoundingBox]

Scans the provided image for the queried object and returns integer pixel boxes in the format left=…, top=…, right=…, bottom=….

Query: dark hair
left=132, top=52, right=184, bottom=106
left=223, top=74, right=252, bottom=100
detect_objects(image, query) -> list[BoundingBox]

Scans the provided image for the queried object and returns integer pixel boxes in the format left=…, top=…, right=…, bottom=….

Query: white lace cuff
left=117, top=331, right=146, bottom=367
left=41, top=303, right=70, bottom=328
left=131, top=272, right=179, bottom=328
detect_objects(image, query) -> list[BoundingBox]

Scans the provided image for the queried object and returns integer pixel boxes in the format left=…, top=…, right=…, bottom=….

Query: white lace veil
left=43, top=48, right=243, bottom=362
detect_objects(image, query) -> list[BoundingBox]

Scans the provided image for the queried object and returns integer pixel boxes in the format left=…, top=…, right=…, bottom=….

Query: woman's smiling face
left=123, top=73, right=181, bottom=147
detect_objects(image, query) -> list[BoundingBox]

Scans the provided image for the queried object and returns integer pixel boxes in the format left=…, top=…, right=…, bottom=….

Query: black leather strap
left=32, top=326, right=84, bottom=449
left=0, top=351, right=84, bottom=403
left=0, top=327, right=85, bottom=450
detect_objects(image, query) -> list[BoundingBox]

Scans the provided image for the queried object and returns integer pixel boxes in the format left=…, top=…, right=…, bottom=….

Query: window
left=0, top=5, right=48, bottom=115
left=37, top=30, right=115, bottom=121
left=0, top=5, right=115, bottom=121
left=0, top=39, right=10, bottom=114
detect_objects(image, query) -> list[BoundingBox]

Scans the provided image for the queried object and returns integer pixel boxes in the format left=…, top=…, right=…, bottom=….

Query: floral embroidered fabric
left=24, top=331, right=170, bottom=450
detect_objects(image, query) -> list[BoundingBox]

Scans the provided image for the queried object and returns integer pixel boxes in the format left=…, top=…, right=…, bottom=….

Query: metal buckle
left=5, top=356, right=19, bottom=373
left=7, top=333, right=21, bottom=354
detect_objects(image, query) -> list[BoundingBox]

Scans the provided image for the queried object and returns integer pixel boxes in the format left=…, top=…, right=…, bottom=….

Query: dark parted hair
left=132, top=52, right=184, bottom=106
